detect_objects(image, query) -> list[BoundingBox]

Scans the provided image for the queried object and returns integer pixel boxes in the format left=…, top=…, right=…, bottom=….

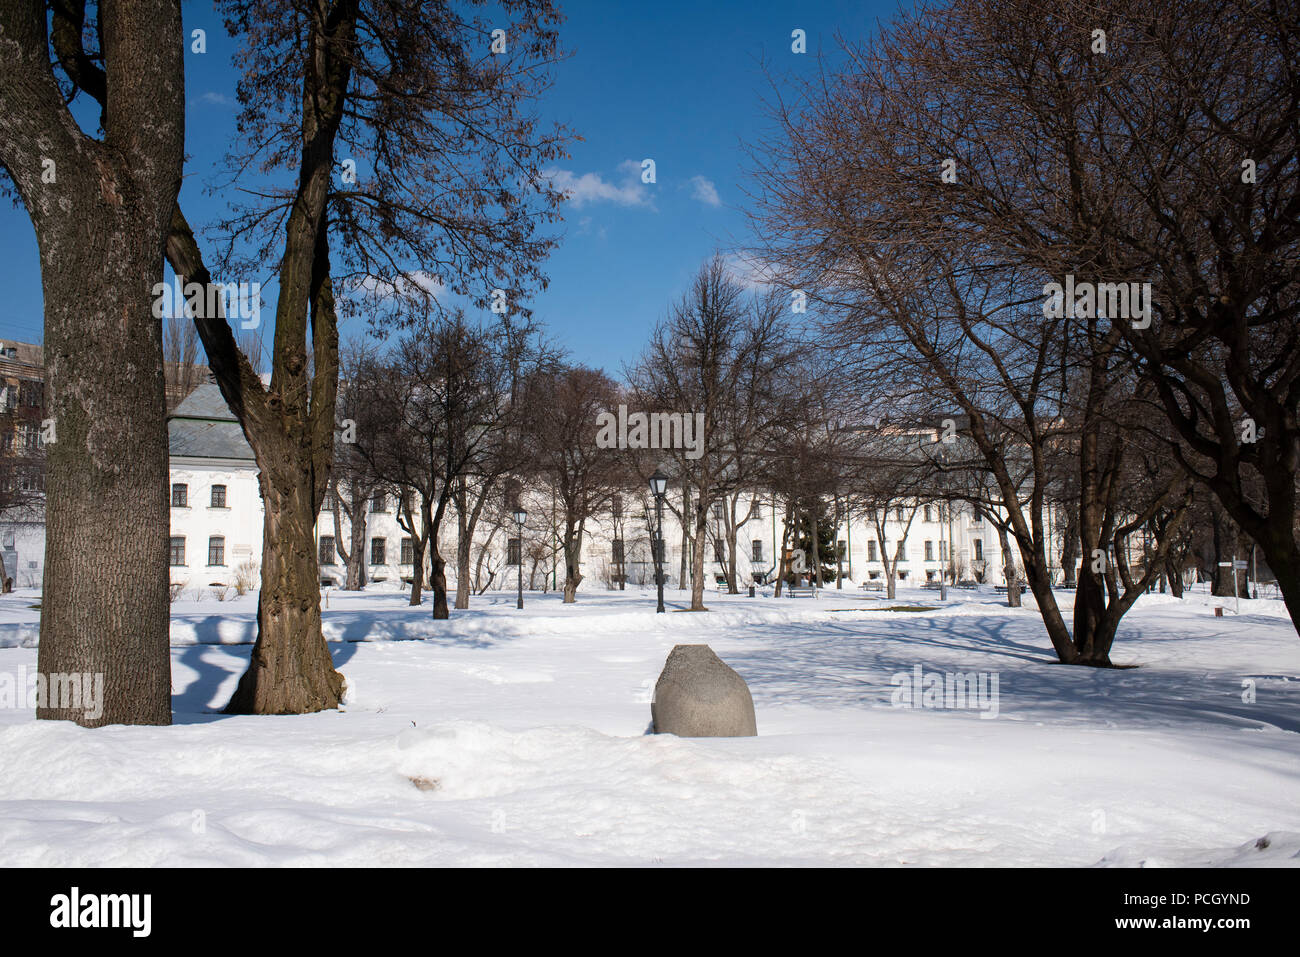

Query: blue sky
left=0, top=0, right=906, bottom=373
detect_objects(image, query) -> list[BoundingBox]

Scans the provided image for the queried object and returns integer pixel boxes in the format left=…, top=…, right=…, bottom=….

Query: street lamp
left=648, top=467, right=669, bottom=613
left=512, top=506, right=527, bottom=609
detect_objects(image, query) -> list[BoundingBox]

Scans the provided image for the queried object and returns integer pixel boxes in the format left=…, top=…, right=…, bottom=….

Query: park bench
left=786, top=585, right=818, bottom=598
left=860, top=580, right=885, bottom=592
left=921, top=581, right=943, bottom=590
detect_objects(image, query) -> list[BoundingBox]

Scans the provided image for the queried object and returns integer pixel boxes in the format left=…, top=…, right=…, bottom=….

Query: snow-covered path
left=1, top=586, right=1297, bottom=866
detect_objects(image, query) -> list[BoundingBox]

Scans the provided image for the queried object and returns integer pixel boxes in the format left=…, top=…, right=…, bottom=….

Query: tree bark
left=997, top=521, right=1022, bottom=608
left=0, top=0, right=185, bottom=726
left=1060, top=508, right=1080, bottom=587
left=562, top=518, right=584, bottom=603
left=1211, top=503, right=1240, bottom=598
left=690, top=491, right=708, bottom=610
left=226, top=463, right=343, bottom=713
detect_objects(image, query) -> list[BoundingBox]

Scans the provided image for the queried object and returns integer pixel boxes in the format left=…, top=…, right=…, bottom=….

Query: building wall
left=167, top=462, right=1060, bottom=594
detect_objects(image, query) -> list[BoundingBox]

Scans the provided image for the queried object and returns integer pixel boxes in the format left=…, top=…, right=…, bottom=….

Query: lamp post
left=648, top=467, right=669, bottom=613
left=512, top=507, right=527, bottom=609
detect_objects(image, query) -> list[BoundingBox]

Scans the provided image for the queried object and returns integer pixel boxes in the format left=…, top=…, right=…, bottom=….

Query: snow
left=0, top=583, right=1297, bottom=866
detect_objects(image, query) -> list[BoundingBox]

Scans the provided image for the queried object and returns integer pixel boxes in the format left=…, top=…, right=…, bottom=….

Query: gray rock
left=651, top=644, right=757, bottom=737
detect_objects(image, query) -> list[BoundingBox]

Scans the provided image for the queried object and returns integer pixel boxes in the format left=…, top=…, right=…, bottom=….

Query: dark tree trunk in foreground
left=0, top=0, right=184, bottom=726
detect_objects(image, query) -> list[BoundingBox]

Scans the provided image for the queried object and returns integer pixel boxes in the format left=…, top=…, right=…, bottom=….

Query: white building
left=167, top=385, right=1045, bottom=596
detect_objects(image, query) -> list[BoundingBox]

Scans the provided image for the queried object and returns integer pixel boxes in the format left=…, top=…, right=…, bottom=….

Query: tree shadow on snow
left=717, top=612, right=1300, bottom=737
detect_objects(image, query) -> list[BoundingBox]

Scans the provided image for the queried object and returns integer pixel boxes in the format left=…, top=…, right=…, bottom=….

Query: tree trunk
left=1060, top=509, right=1080, bottom=587
left=562, top=519, right=584, bottom=603
left=1211, top=503, right=1238, bottom=598
left=402, top=504, right=426, bottom=605
left=690, top=493, right=708, bottom=610
left=428, top=496, right=450, bottom=619
left=454, top=482, right=471, bottom=610
left=725, top=515, right=740, bottom=595
left=997, top=522, right=1022, bottom=608
left=878, top=530, right=897, bottom=600
left=1166, top=556, right=1184, bottom=598
left=346, top=500, right=367, bottom=590
left=38, top=209, right=175, bottom=726
left=226, top=463, right=343, bottom=714
left=678, top=486, right=690, bottom=591
left=774, top=501, right=792, bottom=597
left=809, top=508, right=824, bottom=588
left=1, top=0, right=184, bottom=727
left=333, top=482, right=367, bottom=591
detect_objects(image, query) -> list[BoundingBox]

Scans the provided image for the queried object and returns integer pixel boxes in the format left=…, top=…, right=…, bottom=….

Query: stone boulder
left=651, top=644, right=757, bottom=737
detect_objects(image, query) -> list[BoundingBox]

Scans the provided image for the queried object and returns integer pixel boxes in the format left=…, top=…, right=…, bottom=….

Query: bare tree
left=629, top=255, right=793, bottom=610
left=164, top=0, right=571, bottom=712
left=355, top=311, right=517, bottom=617
left=746, top=14, right=1196, bottom=663
left=163, top=315, right=203, bottom=412
left=521, top=365, right=625, bottom=603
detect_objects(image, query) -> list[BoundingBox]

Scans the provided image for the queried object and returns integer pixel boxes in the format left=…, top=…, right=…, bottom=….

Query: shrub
left=233, top=559, right=259, bottom=596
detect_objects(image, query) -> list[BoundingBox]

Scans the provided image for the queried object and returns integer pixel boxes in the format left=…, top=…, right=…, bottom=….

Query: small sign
left=1234, top=561, right=1248, bottom=569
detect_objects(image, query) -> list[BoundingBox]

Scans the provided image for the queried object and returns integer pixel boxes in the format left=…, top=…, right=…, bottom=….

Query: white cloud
left=688, top=175, right=722, bottom=207
left=722, top=253, right=779, bottom=290
left=545, top=161, right=655, bottom=210
left=358, top=270, right=447, bottom=302
left=195, top=91, right=234, bottom=107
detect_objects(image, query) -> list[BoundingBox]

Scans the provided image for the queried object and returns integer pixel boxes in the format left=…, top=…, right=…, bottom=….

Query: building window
left=400, top=537, right=413, bottom=565
left=925, top=540, right=934, bottom=561
left=751, top=539, right=763, bottom=562
left=895, top=541, right=905, bottom=560
left=321, top=489, right=336, bottom=512
left=895, top=507, right=904, bottom=522
left=207, top=536, right=225, bottom=567
left=611, top=494, right=623, bottom=519
left=507, top=538, right=521, bottom=565
left=713, top=541, right=725, bottom=564
left=868, top=540, right=877, bottom=562
left=370, top=538, right=386, bottom=565
left=837, top=539, right=847, bottom=560
left=973, top=539, right=983, bottom=561
left=371, top=491, right=387, bottom=513
left=18, top=379, right=42, bottom=408
left=924, top=505, right=934, bottom=523
left=210, top=484, right=227, bottom=508
left=171, top=483, right=188, bottom=508
left=319, top=535, right=336, bottom=565
left=611, top=539, right=625, bottom=564
left=712, top=502, right=725, bottom=522
left=940, top=540, right=948, bottom=561
left=169, top=536, right=185, bottom=566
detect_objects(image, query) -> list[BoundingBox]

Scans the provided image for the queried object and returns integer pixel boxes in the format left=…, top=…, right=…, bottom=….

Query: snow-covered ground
left=0, top=583, right=1297, bottom=866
